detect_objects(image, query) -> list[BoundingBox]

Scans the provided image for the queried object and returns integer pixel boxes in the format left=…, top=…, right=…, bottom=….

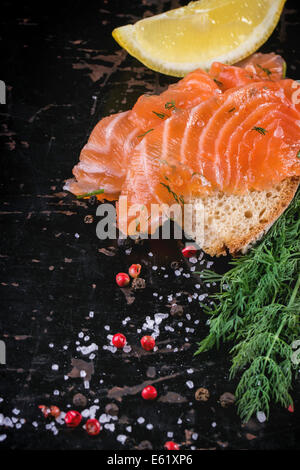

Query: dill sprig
left=252, top=126, right=267, bottom=135
left=257, top=63, right=272, bottom=76
left=152, top=111, right=166, bottom=119
left=138, top=128, right=154, bottom=138
left=196, top=190, right=300, bottom=422
left=76, top=189, right=104, bottom=199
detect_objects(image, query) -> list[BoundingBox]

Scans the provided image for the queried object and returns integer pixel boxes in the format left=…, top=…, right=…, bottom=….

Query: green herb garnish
left=165, top=100, right=176, bottom=110
left=297, top=150, right=300, bottom=159
left=213, top=78, right=223, bottom=87
left=257, top=63, right=272, bottom=76
left=196, top=190, right=300, bottom=422
left=160, top=182, right=184, bottom=205
left=76, top=189, right=104, bottom=199
left=252, top=126, right=267, bottom=135
left=152, top=111, right=166, bottom=119
left=228, top=107, right=236, bottom=113
left=138, top=128, right=154, bottom=138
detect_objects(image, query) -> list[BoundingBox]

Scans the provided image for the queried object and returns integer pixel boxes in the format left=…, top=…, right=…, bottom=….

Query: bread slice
left=187, top=177, right=299, bottom=257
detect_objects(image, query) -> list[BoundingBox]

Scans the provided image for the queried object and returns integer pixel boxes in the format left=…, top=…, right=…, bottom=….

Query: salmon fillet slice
left=64, top=69, right=219, bottom=199
left=119, top=81, right=300, bottom=236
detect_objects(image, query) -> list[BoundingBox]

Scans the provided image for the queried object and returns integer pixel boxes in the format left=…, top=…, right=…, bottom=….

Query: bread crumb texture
left=188, top=177, right=299, bottom=257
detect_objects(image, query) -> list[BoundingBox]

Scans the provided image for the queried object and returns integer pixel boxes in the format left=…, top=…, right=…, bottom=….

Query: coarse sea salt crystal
left=186, top=381, right=194, bottom=389
left=187, top=368, right=194, bottom=374
left=12, top=408, right=20, bottom=415
left=137, top=417, right=145, bottom=424
left=82, top=409, right=90, bottom=418
left=123, top=345, right=132, bottom=353
left=192, top=433, right=198, bottom=440
left=49, top=343, right=54, bottom=348
left=167, top=431, right=173, bottom=438
left=117, top=434, right=127, bottom=444
left=126, top=426, right=132, bottom=433
left=89, top=311, right=94, bottom=318
left=175, top=270, right=181, bottom=276
left=177, top=418, right=182, bottom=424
left=148, top=252, right=153, bottom=257
left=147, top=423, right=154, bottom=430
left=189, top=257, right=197, bottom=264
left=78, top=343, right=98, bottom=355
left=256, top=411, right=266, bottom=423
left=53, top=390, right=59, bottom=396
left=0, top=434, right=7, bottom=442
left=52, top=364, right=59, bottom=371
left=32, top=421, right=38, bottom=428
left=75, top=233, right=80, bottom=238
left=152, top=266, right=158, bottom=271
left=105, top=423, right=115, bottom=432
left=154, top=313, right=168, bottom=324
left=99, top=413, right=111, bottom=424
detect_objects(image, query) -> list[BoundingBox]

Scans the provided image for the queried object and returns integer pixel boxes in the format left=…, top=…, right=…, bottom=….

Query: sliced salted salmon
left=210, top=53, right=286, bottom=91
left=129, top=69, right=220, bottom=130
left=64, top=69, right=219, bottom=200
left=209, top=62, right=300, bottom=112
left=235, top=52, right=286, bottom=81
left=119, top=81, right=300, bottom=235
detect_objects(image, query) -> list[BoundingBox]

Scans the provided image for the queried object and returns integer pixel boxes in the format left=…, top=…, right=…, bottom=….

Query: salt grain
left=116, top=434, right=127, bottom=444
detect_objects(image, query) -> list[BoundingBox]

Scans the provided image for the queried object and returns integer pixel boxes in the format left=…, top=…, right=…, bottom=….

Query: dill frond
left=196, top=190, right=300, bottom=421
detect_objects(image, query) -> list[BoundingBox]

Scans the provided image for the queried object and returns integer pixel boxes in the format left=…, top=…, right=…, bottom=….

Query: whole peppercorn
left=181, top=246, right=198, bottom=258
left=116, top=272, right=130, bottom=287
left=195, top=387, right=210, bottom=402
left=219, top=392, right=236, bottom=408
left=141, top=385, right=157, bottom=400
left=112, top=333, right=127, bottom=349
left=64, top=410, right=82, bottom=428
left=128, top=264, right=141, bottom=278
left=132, top=277, right=146, bottom=290
left=164, top=441, right=180, bottom=450
left=72, top=393, right=87, bottom=408
left=85, top=418, right=101, bottom=436
left=50, top=406, right=61, bottom=418
left=38, top=405, right=51, bottom=418
left=140, top=335, right=155, bottom=351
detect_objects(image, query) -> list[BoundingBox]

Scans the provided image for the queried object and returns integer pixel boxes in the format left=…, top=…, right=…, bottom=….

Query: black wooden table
left=1, top=0, right=300, bottom=450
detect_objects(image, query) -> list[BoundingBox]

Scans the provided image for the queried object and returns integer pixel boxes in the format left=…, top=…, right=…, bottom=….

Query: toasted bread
left=187, top=177, right=299, bottom=257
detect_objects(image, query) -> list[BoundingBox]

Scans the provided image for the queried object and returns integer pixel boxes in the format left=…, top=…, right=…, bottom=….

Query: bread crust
left=188, top=177, right=299, bottom=257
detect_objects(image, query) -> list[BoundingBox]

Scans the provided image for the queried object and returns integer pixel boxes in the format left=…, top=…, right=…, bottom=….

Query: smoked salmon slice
left=64, top=69, right=219, bottom=200
left=119, top=81, right=300, bottom=235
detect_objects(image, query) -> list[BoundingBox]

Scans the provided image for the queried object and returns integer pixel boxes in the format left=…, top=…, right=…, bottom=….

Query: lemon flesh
left=112, top=0, right=286, bottom=77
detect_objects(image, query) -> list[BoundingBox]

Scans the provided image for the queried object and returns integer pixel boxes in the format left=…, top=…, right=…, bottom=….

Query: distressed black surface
left=1, top=0, right=300, bottom=450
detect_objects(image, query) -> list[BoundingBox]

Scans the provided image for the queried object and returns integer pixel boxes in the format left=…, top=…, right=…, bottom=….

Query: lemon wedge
left=112, top=0, right=286, bottom=77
